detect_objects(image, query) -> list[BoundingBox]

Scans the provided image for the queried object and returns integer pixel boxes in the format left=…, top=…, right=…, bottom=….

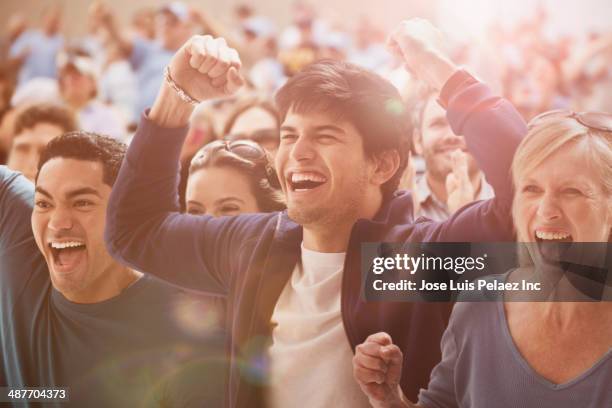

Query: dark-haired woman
left=185, top=139, right=285, bottom=216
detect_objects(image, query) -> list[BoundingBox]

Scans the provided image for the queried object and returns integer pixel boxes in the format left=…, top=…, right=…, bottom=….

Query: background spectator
left=222, top=96, right=280, bottom=157
left=6, top=103, right=76, bottom=180
left=57, top=48, right=126, bottom=141
left=9, top=6, right=64, bottom=88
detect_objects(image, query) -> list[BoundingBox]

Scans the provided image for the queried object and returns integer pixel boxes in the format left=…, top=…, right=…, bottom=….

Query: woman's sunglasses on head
left=528, top=109, right=612, bottom=132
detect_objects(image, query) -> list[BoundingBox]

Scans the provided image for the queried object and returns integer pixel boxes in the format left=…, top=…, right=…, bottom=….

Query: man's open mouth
left=49, top=241, right=87, bottom=270
left=288, top=172, right=327, bottom=192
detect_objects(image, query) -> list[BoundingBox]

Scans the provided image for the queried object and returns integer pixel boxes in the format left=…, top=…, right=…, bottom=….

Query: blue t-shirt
left=419, top=278, right=612, bottom=408
left=130, top=38, right=174, bottom=115
left=9, top=30, right=63, bottom=86
left=0, top=166, right=226, bottom=407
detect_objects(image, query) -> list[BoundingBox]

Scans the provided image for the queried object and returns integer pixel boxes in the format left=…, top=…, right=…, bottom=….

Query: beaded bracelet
left=163, top=66, right=200, bottom=106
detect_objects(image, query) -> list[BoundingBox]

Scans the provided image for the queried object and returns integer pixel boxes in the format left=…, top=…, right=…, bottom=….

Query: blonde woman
left=353, top=110, right=612, bottom=408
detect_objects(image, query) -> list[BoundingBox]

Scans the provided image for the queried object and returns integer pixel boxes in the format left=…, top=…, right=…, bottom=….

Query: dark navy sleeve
left=0, top=167, right=34, bottom=249
left=0, top=166, right=38, bottom=309
left=105, top=113, right=269, bottom=295
left=417, top=81, right=527, bottom=242
left=0, top=166, right=43, bottom=385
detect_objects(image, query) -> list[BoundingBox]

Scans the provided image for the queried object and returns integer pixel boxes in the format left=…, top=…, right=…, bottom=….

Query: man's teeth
left=291, top=172, right=326, bottom=183
left=535, top=231, right=571, bottom=240
left=50, top=241, right=85, bottom=249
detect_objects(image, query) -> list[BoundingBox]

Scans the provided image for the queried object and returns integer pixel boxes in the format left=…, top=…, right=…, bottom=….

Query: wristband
left=164, top=66, right=200, bottom=106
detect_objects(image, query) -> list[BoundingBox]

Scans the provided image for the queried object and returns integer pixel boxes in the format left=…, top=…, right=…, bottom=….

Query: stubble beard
left=425, top=153, right=452, bottom=184
left=287, top=170, right=368, bottom=228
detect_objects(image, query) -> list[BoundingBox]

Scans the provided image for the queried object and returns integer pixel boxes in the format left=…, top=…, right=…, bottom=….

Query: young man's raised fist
left=169, top=35, right=244, bottom=101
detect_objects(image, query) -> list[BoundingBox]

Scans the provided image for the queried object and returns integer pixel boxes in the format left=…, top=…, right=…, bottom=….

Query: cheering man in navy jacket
left=106, top=18, right=527, bottom=408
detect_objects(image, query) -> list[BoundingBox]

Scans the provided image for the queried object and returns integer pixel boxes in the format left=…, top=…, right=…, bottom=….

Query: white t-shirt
left=267, top=244, right=370, bottom=407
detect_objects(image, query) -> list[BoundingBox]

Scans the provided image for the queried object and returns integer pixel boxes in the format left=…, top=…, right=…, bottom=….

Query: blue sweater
left=105, top=80, right=527, bottom=407
left=0, top=167, right=226, bottom=407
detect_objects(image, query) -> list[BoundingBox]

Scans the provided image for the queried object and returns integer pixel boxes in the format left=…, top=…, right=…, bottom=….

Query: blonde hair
left=512, top=116, right=612, bottom=194
left=511, top=114, right=612, bottom=241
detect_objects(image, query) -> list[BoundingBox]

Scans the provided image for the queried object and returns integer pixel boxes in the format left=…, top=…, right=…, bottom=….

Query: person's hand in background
left=446, top=149, right=475, bottom=213
left=398, top=152, right=420, bottom=219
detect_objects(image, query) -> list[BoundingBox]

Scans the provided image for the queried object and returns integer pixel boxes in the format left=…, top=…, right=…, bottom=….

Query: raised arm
left=104, top=36, right=256, bottom=294
left=0, top=166, right=46, bottom=314
left=389, top=19, right=526, bottom=242
left=0, top=167, right=33, bottom=253
left=89, top=2, right=134, bottom=57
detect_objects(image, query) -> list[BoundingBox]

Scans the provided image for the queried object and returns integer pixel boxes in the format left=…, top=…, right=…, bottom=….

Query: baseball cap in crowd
left=242, top=16, right=277, bottom=39
left=159, top=1, right=190, bottom=22
left=317, top=30, right=351, bottom=51
left=56, top=50, right=100, bottom=81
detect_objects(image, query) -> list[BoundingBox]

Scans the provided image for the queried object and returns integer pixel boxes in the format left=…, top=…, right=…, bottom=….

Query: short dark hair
left=37, top=132, right=126, bottom=187
left=14, top=103, right=77, bottom=136
left=275, top=59, right=412, bottom=200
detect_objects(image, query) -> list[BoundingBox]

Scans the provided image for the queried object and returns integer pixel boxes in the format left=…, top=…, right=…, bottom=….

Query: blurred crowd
left=1, top=3, right=611, bottom=406
left=1, top=0, right=612, bottom=218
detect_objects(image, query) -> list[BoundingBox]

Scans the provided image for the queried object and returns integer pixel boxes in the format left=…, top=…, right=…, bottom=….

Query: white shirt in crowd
left=78, top=100, right=127, bottom=143
left=268, top=244, right=370, bottom=408
left=99, top=60, right=138, bottom=125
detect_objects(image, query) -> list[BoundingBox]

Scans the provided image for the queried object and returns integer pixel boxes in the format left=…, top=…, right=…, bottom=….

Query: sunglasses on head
left=221, top=140, right=268, bottom=161
left=528, top=109, right=612, bottom=132
left=200, top=140, right=279, bottom=188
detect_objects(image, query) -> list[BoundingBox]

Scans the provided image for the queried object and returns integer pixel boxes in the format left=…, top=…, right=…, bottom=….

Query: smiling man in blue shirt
left=0, top=132, right=224, bottom=407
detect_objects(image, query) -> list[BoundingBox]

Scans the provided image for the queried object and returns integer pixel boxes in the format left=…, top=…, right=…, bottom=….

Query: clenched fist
left=353, top=332, right=413, bottom=408
left=387, top=18, right=456, bottom=91
left=150, top=35, right=244, bottom=127
left=170, top=35, right=244, bottom=101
